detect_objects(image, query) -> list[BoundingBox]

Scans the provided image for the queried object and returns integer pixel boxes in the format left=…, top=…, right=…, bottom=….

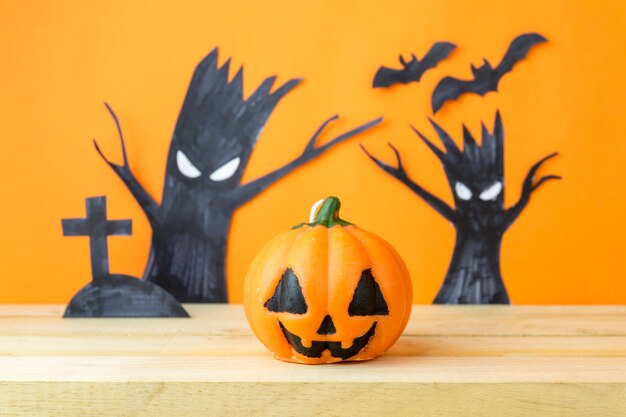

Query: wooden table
left=0, top=305, right=624, bottom=416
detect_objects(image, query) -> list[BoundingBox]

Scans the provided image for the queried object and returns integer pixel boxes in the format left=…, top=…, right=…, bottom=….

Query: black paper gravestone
left=62, top=196, right=189, bottom=317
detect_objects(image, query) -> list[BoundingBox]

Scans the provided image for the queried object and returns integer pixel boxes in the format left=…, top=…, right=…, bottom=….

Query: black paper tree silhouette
left=94, top=49, right=382, bottom=303
left=62, top=196, right=189, bottom=317
left=361, top=112, right=560, bottom=304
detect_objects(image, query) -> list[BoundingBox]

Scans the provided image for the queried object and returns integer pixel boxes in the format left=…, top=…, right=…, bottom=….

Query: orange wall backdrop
left=1, top=0, right=625, bottom=304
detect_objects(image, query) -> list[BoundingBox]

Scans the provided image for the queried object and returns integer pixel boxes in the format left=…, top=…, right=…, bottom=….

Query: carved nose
left=317, top=315, right=336, bottom=335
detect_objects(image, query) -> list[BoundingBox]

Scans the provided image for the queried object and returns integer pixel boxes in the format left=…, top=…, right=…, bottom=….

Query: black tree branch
left=505, top=152, right=561, bottom=227
left=531, top=174, right=561, bottom=191
left=93, top=103, right=162, bottom=228
left=360, top=142, right=457, bottom=223
left=231, top=116, right=383, bottom=205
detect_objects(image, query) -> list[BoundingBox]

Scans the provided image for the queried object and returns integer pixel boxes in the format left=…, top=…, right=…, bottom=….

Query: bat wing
left=420, top=42, right=457, bottom=72
left=495, top=33, right=547, bottom=79
left=431, top=76, right=479, bottom=113
left=373, top=65, right=411, bottom=88
left=373, top=42, right=456, bottom=88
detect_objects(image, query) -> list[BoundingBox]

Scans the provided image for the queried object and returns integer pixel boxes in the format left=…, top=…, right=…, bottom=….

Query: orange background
left=1, top=0, right=625, bottom=304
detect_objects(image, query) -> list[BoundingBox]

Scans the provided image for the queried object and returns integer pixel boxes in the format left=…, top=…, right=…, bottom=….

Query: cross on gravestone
left=61, top=196, right=132, bottom=280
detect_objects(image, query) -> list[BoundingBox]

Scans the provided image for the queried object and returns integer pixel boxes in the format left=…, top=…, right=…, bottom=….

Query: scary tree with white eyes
left=94, top=49, right=381, bottom=303
left=362, top=112, right=560, bottom=304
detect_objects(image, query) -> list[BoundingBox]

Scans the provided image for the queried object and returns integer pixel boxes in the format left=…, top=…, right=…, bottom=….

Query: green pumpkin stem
left=293, top=196, right=353, bottom=229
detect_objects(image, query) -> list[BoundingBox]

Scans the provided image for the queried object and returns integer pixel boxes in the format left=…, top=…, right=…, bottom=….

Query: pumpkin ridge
left=347, top=228, right=413, bottom=330
left=333, top=225, right=381, bottom=344
left=372, top=234, right=413, bottom=329
left=245, top=226, right=310, bottom=336
left=285, top=224, right=327, bottom=324
left=257, top=227, right=309, bottom=303
left=326, top=226, right=331, bottom=318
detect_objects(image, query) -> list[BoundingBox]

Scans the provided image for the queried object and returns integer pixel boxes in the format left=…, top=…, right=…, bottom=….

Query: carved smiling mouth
left=278, top=321, right=377, bottom=360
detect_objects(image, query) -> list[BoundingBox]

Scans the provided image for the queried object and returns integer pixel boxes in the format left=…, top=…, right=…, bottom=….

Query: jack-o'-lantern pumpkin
left=243, top=196, right=412, bottom=364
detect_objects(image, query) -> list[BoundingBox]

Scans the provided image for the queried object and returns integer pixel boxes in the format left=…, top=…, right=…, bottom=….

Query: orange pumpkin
left=243, top=196, right=412, bottom=364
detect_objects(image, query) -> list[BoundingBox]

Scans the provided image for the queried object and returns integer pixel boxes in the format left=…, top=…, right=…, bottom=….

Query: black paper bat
left=362, top=112, right=560, bottom=304
left=431, top=33, right=547, bottom=113
left=373, top=42, right=456, bottom=88
left=94, top=49, right=382, bottom=303
left=62, top=196, right=189, bottom=317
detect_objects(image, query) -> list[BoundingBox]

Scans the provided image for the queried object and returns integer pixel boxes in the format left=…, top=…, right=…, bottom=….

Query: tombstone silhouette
left=62, top=196, right=189, bottom=317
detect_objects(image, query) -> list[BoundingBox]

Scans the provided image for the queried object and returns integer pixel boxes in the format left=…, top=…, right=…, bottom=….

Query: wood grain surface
left=0, top=305, right=624, bottom=416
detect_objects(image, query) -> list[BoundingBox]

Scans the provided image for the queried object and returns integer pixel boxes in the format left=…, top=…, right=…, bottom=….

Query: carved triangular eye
left=348, top=269, right=389, bottom=316
left=264, top=269, right=307, bottom=314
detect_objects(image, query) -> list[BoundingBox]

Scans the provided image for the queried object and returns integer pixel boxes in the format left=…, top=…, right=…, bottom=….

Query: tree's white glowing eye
left=176, top=150, right=202, bottom=179
left=479, top=181, right=503, bottom=201
left=209, top=157, right=241, bottom=182
left=455, top=182, right=473, bottom=200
